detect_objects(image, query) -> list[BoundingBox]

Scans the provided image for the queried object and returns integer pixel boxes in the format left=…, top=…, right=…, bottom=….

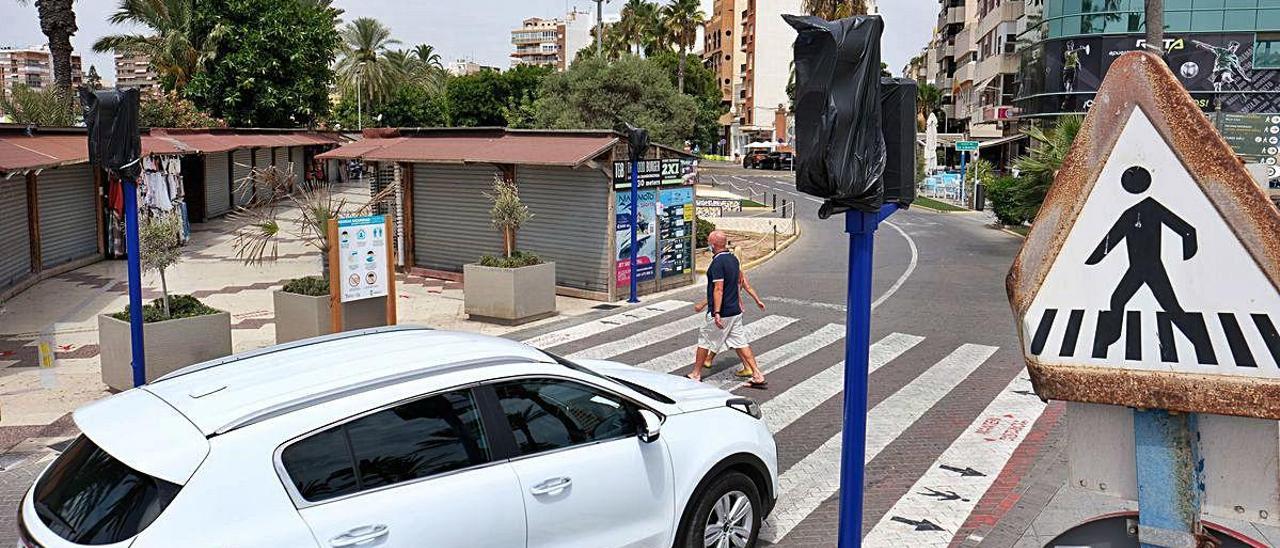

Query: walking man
left=686, top=230, right=767, bottom=388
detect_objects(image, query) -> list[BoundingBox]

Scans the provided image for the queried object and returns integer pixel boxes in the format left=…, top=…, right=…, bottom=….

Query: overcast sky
left=0, top=0, right=933, bottom=84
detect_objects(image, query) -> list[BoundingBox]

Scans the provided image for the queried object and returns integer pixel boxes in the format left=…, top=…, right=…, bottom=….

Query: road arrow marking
left=938, top=464, right=986, bottom=477
left=890, top=517, right=945, bottom=532
left=918, top=487, right=968, bottom=502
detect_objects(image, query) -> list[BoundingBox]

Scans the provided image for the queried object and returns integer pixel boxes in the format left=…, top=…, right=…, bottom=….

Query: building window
left=1256, top=33, right=1280, bottom=69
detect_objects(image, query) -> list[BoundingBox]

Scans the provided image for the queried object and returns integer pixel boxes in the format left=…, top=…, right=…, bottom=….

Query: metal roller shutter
left=0, top=180, right=32, bottom=291
left=38, top=164, right=98, bottom=269
left=516, top=166, right=612, bottom=292
left=412, top=164, right=505, bottom=273
left=204, top=151, right=231, bottom=217
left=292, top=147, right=306, bottom=187
left=232, top=148, right=253, bottom=206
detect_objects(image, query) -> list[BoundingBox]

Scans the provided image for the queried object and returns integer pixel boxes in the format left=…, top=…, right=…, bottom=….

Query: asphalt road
left=511, top=164, right=1054, bottom=547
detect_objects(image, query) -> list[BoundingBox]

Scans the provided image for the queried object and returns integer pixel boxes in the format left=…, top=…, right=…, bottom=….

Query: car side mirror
left=637, top=409, right=662, bottom=443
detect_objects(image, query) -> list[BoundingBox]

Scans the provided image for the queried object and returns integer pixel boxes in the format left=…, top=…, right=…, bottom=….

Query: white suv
left=18, top=327, right=777, bottom=548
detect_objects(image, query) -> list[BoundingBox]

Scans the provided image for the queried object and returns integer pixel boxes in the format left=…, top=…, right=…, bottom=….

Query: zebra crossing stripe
left=520, top=300, right=690, bottom=349
left=566, top=314, right=706, bottom=360
left=762, top=333, right=925, bottom=433
left=705, top=323, right=847, bottom=390
left=633, top=315, right=799, bottom=373
left=862, top=371, right=1046, bottom=546
left=760, top=343, right=1000, bottom=543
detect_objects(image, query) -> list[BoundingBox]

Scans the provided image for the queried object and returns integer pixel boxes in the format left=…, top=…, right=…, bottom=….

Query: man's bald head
left=708, top=230, right=728, bottom=252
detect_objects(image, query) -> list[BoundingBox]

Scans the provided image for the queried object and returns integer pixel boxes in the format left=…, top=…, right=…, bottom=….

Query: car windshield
left=32, top=435, right=181, bottom=545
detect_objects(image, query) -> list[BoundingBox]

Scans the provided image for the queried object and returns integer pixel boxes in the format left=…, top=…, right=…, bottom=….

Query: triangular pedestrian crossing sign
left=1008, top=51, right=1280, bottom=420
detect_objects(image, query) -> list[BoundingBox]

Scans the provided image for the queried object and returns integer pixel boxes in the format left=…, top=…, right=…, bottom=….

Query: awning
left=0, top=128, right=341, bottom=173
left=316, top=131, right=622, bottom=168
left=974, top=75, right=999, bottom=93
left=978, top=133, right=1029, bottom=149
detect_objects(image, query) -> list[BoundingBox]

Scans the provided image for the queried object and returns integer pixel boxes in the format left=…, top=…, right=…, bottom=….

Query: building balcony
left=977, top=1, right=1024, bottom=36
left=946, top=7, right=967, bottom=26
left=955, top=29, right=974, bottom=55
left=974, top=53, right=1019, bottom=84
left=954, top=61, right=974, bottom=84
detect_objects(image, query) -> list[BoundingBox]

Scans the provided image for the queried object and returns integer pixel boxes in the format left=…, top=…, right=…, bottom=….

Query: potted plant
left=231, top=165, right=394, bottom=342
left=464, top=175, right=556, bottom=324
left=99, top=212, right=232, bottom=391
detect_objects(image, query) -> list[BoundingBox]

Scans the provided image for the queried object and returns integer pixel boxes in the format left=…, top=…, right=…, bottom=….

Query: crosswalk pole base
left=1133, top=408, right=1203, bottom=548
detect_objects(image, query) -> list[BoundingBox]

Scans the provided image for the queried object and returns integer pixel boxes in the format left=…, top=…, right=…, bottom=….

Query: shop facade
left=0, top=126, right=340, bottom=300
left=318, top=128, right=698, bottom=301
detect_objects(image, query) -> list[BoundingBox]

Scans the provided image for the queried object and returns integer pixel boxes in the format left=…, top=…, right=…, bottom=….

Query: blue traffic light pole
left=838, top=203, right=899, bottom=548
left=122, top=178, right=147, bottom=387
left=628, top=158, right=640, bottom=303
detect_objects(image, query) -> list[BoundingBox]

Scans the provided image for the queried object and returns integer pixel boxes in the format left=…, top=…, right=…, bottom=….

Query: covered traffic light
left=80, top=88, right=141, bottom=179
left=785, top=14, right=885, bottom=218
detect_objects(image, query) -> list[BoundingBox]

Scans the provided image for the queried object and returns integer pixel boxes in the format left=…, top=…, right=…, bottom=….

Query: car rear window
left=32, top=435, right=181, bottom=545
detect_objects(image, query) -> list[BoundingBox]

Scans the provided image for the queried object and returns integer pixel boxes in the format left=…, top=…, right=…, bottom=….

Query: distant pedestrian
left=687, top=230, right=767, bottom=388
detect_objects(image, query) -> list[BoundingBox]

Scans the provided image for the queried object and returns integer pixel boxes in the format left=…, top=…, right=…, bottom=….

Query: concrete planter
left=273, top=290, right=331, bottom=344
left=99, top=311, right=232, bottom=391
left=464, top=262, right=557, bottom=325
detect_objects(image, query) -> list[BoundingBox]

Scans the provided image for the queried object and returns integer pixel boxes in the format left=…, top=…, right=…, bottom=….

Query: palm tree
left=92, top=0, right=222, bottom=91
left=802, top=0, right=871, bottom=19
left=412, top=44, right=443, bottom=71
left=15, top=0, right=77, bottom=96
left=387, top=48, right=444, bottom=95
left=335, top=17, right=401, bottom=106
left=916, top=82, right=941, bottom=130
left=660, top=0, right=705, bottom=94
left=619, top=0, right=659, bottom=56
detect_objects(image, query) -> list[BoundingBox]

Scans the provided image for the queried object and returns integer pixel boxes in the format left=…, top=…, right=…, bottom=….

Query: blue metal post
left=123, top=178, right=147, bottom=387
left=959, top=151, right=968, bottom=205
left=628, top=159, right=640, bottom=303
left=1134, top=409, right=1202, bottom=548
left=838, top=204, right=898, bottom=548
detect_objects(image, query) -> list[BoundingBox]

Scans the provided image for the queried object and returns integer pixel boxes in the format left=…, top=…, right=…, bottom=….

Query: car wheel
left=677, top=471, right=762, bottom=548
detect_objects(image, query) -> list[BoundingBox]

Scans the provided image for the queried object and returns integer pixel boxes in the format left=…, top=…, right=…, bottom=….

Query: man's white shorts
left=697, top=313, right=751, bottom=353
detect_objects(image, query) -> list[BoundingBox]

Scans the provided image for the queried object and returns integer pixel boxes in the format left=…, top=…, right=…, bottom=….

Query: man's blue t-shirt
left=707, top=251, right=743, bottom=317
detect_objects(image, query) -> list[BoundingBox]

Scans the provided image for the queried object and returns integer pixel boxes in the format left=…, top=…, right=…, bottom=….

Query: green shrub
left=283, top=276, right=329, bottom=296
left=987, top=175, right=1045, bottom=226
left=111, top=295, right=221, bottom=323
left=695, top=218, right=715, bottom=248
left=478, top=250, right=543, bottom=268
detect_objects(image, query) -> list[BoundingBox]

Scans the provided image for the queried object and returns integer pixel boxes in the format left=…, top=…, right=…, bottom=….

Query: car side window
left=492, top=378, right=636, bottom=456
left=280, top=389, right=489, bottom=502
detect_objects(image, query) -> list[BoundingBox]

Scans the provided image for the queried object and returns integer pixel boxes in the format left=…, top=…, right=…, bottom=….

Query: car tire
left=676, top=471, right=763, bottom=548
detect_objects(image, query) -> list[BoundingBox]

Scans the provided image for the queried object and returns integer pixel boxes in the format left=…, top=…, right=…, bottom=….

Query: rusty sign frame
left=1007, top=51, right=1280, bottom=420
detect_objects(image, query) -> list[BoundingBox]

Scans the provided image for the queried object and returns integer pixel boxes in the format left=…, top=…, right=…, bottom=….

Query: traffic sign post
left=1008, top=51, right=1280, bottom=546
left=839, top=204, right=898, bottom=548
left=955, top=141, right=978, bottom=207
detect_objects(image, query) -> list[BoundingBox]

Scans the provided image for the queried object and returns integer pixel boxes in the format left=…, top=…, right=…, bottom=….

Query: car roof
left=141, top=327, right=551, bottom=436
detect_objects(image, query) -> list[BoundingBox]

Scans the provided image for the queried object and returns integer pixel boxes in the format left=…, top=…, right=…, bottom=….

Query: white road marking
left=567, top=314, right=704, bottom=360
left=862, top=372, right=1045, bottom=546
left=732, top=174, right=920, bottom=313
left=764, top=296, right=847, bottom=312
left=705, top=323, right=847, bottom=390
left=761, top=343, right=1000, bottom=543
left=520, top=300, right=689, bottom=349
left=762, top=333, right=925, bottom=432
left=633, top=315, right=798, bottom=373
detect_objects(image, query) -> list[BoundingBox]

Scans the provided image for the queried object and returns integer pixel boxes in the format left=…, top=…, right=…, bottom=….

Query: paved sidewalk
left=0, top=182, right=596, bottom=429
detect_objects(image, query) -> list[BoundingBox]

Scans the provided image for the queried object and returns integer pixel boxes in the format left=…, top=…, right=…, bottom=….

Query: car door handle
left=329, top=524, right=389, bottom=547
left=529, top=476, right=572, bottom=496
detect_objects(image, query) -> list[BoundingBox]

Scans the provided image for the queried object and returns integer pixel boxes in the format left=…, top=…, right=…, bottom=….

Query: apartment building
left=511, top=17, right=562, bottom=68
left=0, top=46, right=82, bottom=95
left=447, top=59, right=500, bottom=77
left=510, top=9, right=599, bottom=71
left=114, top=52, right=160, bottom=91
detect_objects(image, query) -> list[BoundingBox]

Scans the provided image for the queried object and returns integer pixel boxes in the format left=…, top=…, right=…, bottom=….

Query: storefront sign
left=615, top=190, right=657, bottom=284
left=336, top=215, right=391, bottom=303
left=613, top=159, right=698, bottom=189
left=659, top=187, right=695, bottom=276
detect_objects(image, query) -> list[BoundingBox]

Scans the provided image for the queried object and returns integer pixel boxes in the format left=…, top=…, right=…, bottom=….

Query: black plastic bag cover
left=625, top=124, right=650, bottom=162
left=80, top=88, right=141, bottom=180
left=784, top=14, right=885, bottom=218
left=880, top=77, right=917, bottom=208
